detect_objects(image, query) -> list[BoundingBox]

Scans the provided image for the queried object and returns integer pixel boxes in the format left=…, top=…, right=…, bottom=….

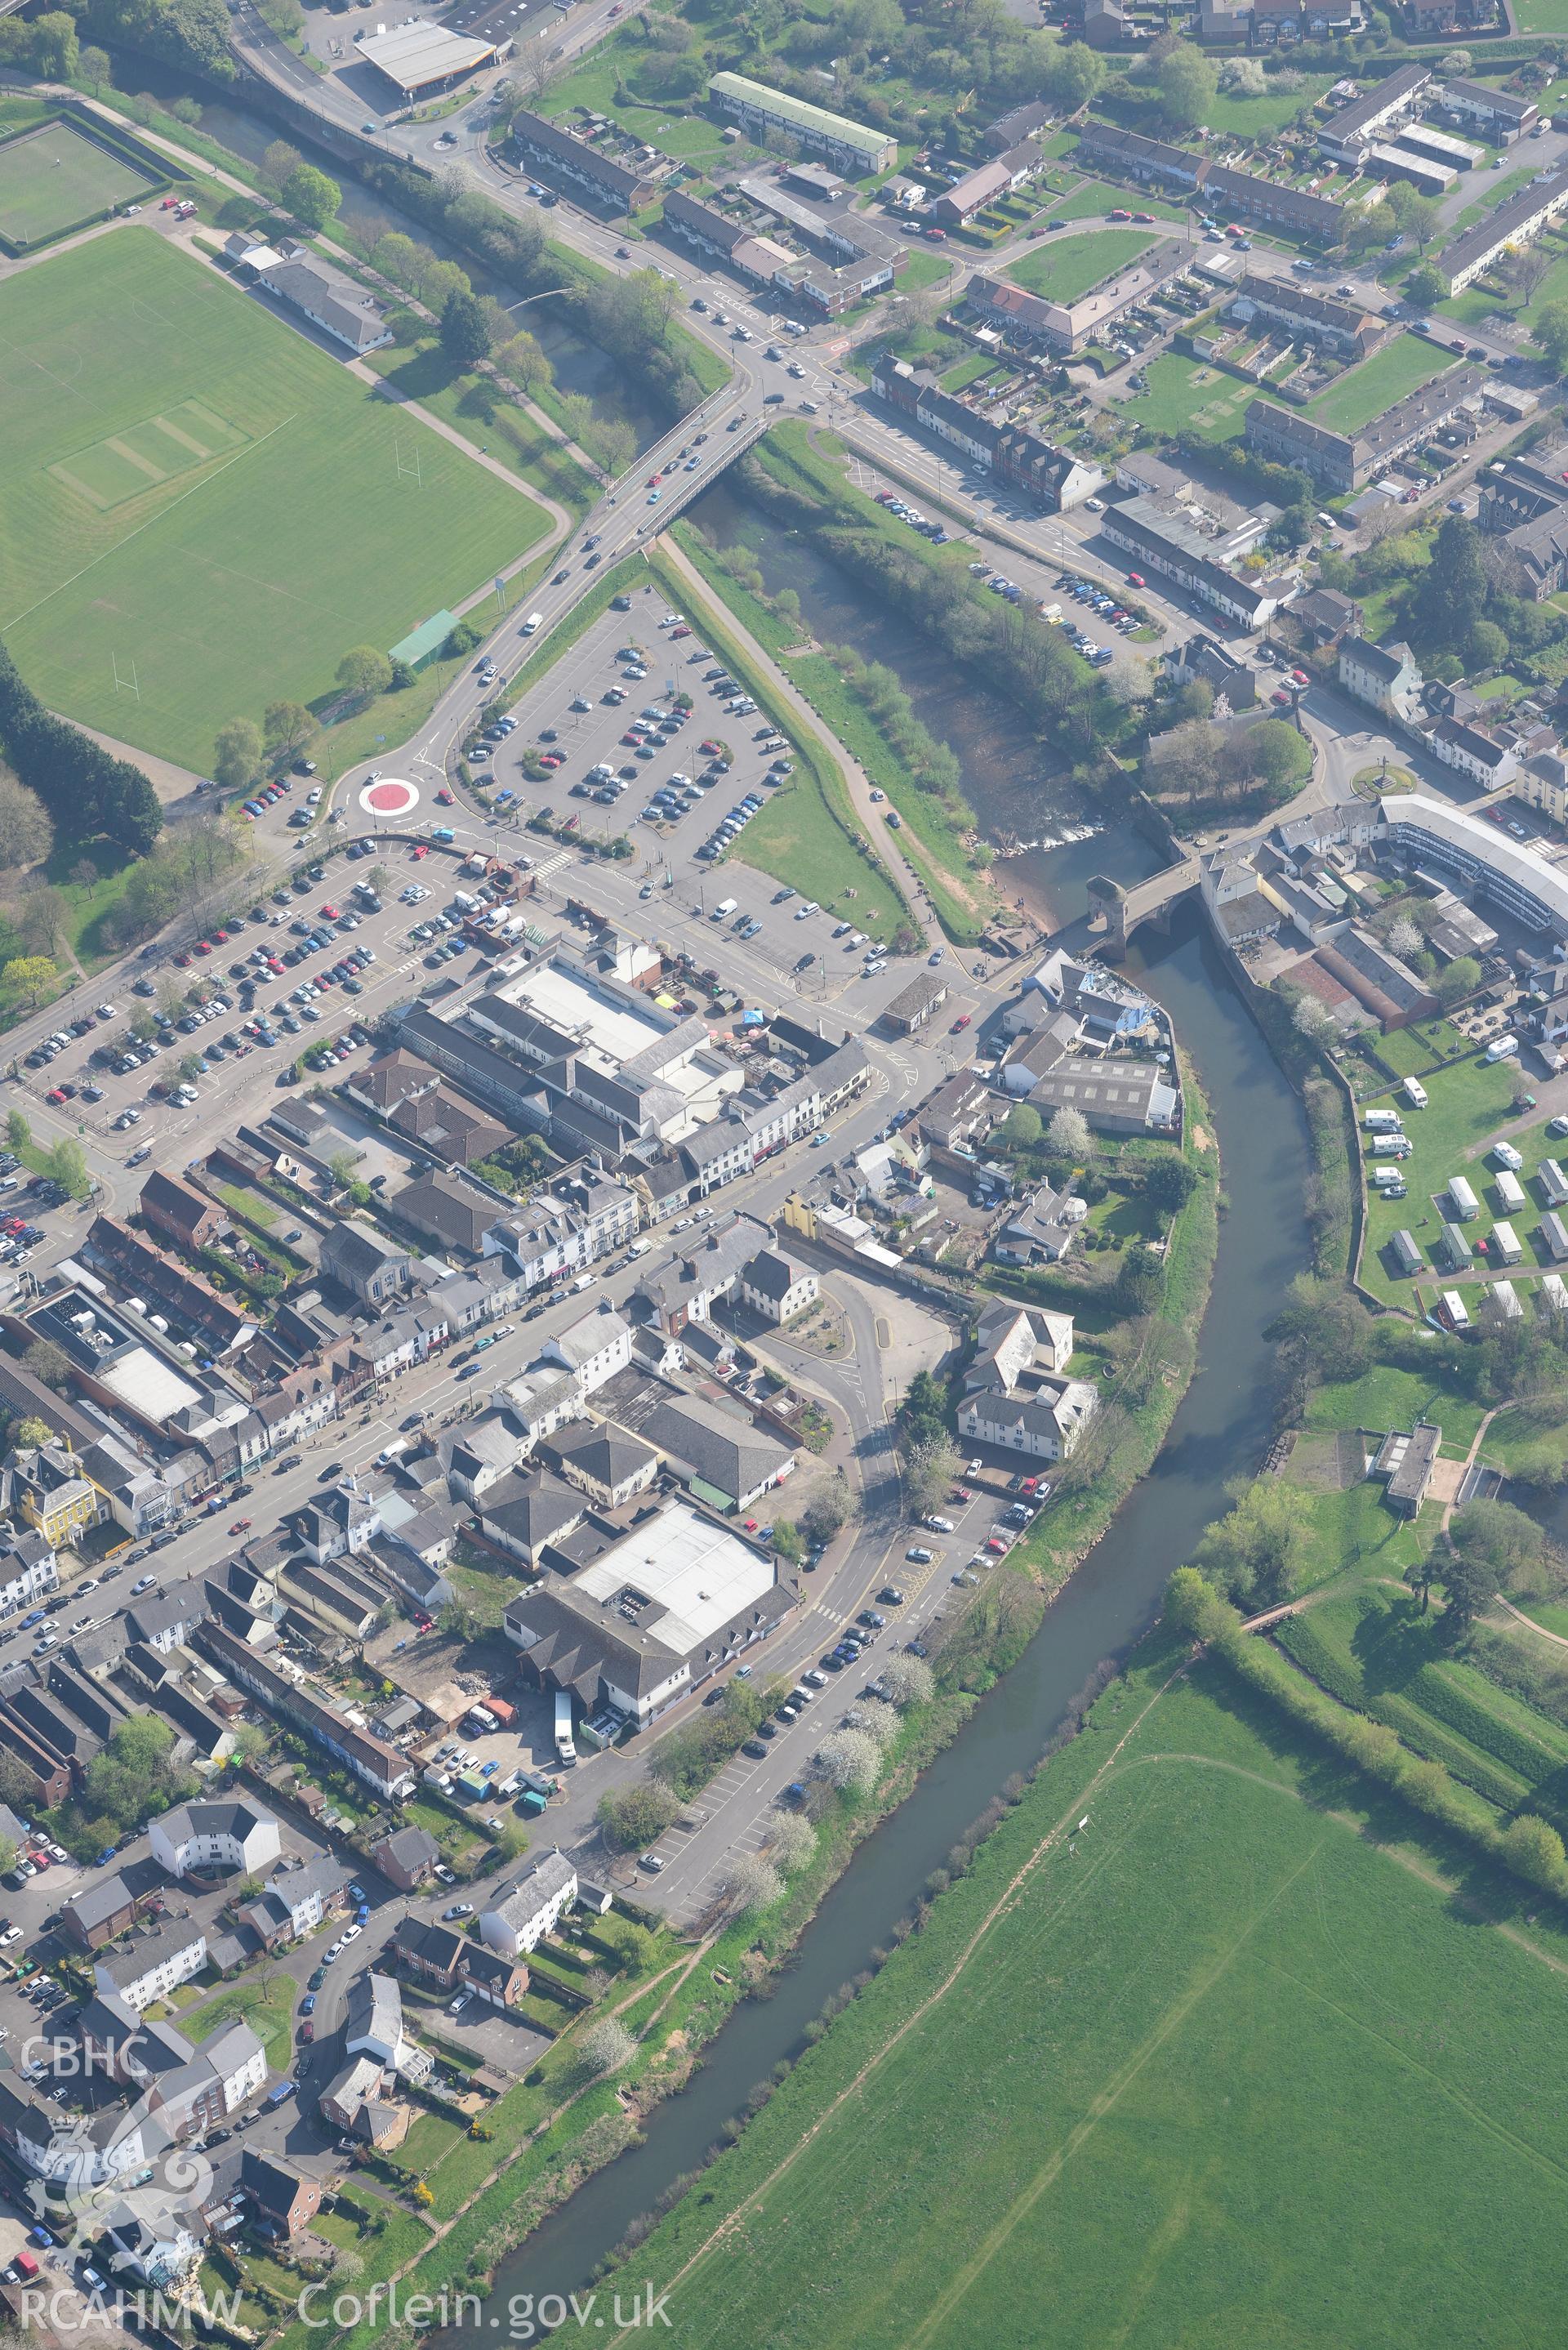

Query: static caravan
left=1494, top=1170, right=1527, bottom=1215
left=1390, top=1229, right=1425, bottom=1277
left=1539, top=1273, right=1568, bottom=1313
left=1539, top=1157, right=1568, bottom=1207
left=1541, top=1210, right=1568, bottom=1261
left=1447, top=1175, right=1480, bottom=1220
left=1437, top=1289, right=1471, bottom=1331
left=1365, top=1108, right=1404, bottom=1132
left=1490, top=1279, right=1526, bottom=1322
left=1491, top=1220, right=1524, bottom=1265
left=1402, top=1077, right=1429, bottom=1109
left=1485, top=1034, right=1520, bottom=1064
left=1440, top=1224, right=1474, bottom=1269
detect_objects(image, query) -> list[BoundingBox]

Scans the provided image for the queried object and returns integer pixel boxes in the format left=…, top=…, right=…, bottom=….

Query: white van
left=378, top=1437, right=410, bottom=1465
left=711, top=897, right=737, bottom=920
left=519, top=611, right=543, bottom=635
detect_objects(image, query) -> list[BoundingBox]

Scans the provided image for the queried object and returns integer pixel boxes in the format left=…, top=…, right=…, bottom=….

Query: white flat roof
left=501, top=962, right=666, bottom=1068
left=98, top=1346, right=203, bottom=1425
left=358, top=20, right=496, bottom=89
left=572, top=1502, right=773, bottom=1654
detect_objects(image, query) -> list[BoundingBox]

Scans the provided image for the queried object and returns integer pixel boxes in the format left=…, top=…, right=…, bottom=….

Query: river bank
left=287, top=1036, right=1222, bottom=2350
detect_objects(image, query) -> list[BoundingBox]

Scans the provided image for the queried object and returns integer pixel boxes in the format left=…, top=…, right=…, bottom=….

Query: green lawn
left=188, top=1973, right=296, bottom=2071
left=1001, top=227, right=1155, bottom=305
left=0, top=230, right=542, bottom=769
left=1354, top=1053, right=1523, bottom=1306
left=1303, top=1360, right=1486, bottom=1451
left=1307, top=339, right=1454, bottom=435
left=1110, top=350, right=1250, bottom=442
left=361, top=328, right=595, bottom=523
left=600, top=1640, right=1568, bottom=2349
left=1045, top=178, right=1187, bottom=225
left=1200, top=75, right=1336, bottom=138
left=0, top=116, right=161, bottom=249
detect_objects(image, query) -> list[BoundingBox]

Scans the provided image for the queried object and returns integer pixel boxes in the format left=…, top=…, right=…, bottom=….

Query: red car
left=700, top=739, right=721, bottom=755
left=1127, top=573, right=1146, bottom=589
left=228, top=1518, right=252, bottom=1534
left=1272, top=689, right=1293, bottom=707
left=319, top=903, right=341, bottom=921
left=174, top=949, right=192, bottom=966
left=212, top=929, right=229, bottom=943
left=541, top=751, right=565, bottom=768
left=1109, top=207, right=1131, bottom=220
left=194, top=939, right=212, bottom=955
left=1133, top=211, right=1154, bottom=223
left=412, top=844, right=429, bottom=859
left=951, top=1014, right=971, bottom=1032
left=951, top=1485, right=973, bottom=1503
left=46, top=1088, right=68, bottom=1105
left=435, top=788, right=453, bottom=805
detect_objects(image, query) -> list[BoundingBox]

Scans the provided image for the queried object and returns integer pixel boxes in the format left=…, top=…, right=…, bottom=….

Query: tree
left=213, top=718, right=263, bottom=794
left=767, top=1813, right=817, bottom=1871
left=815, top=1729, right=880, bottom=1792
left=1403, top=260, right=1447, bottom=309
left=80, top=43, right=111, bottom=89
left=259, top=137, right=303, bottom=193
left=262, top=702, right=318, bottom=760
left=1292, top=992, right=1337, bottom=1047
left=13, top=1415, right=54, bottom=1451
left=997, top=1104, right=1043, bottom=1151
left=596, top=1781, right=678, bottom=1851
left=497, top=329, right=552, bottom=396
left=1384, top=182, right=1439, bottom=250
left=1436, top=955, right=1481, bottom=1008
left=1386, top=916, right=1423, bottom=963
left=1530, top=299, right=1568, bottom=377
left=46, top=1139, right=89, bottom=1200
left=1047, top=1105, right=1090, bottom=1159
left=31, top=12, right=78, bottom=77
left=899, top=1369, right=949, bottom=1451
left=5, top=1112, right=29, bottom=1155
left=1449, top=1497, right=1544, bottom=1585
left=1499, top=1813, right=1567, bottom=1893
left=1245, top=718, right=1312, bottom=797
left=577, top=2017, right=637, bottom=2074
left=1506, top=243, right=1554, bottom=310
left=905, top=1434, right=961, bottom=1516
left=879, top=1653, right=934, bottom=1707
left=800, top=1471, right=853, bottom=1546
left=1467, top=618, right=1508, bottom=673
left=439, top=288, right=493, bottom=370
left=281, top=163, right=341, bottom=230
left=1, top=956, right=55, bottom=1009
left=1143, top=1153, right=1199, bottom=1215
left=1438, top=1547, right=1499, bottom=1639
left=1411, top=515, right=1487, bottom=651
left=720, top=1853, right=785, bottom=1915
left=844, top=1697, right=898, bottom=1747
left=327, top=1148, right=362, bottom=1190
left=1163, top=1566, right=1238, bottom=1643
left=23, top=1340, right=71, bottom=1391
left=1195, top=1478, right=1307, bottom=1609
left=1156, top=40, right=1218, bottom=130
left=336, top=647, right=391, bottom=705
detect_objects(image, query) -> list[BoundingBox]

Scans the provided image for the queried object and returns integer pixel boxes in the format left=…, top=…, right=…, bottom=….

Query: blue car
left=301, top=1993, right=316, bottom=2016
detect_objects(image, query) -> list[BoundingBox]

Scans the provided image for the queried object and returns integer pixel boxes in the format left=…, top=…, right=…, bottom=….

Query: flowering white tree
left=815, top=1728, right=880, bottom=1793
left=721, top=1854, right=784, bottom=1915
left=1048, top=1106, right=1091, bottom=1158
left=880, top=1654, right=935, bottom=1707
left=577, top=2018, right=637, bottom=2076
left=844, top=1698, right=900, bottom=1748
left=767, top=1813, right=817, bottom=1872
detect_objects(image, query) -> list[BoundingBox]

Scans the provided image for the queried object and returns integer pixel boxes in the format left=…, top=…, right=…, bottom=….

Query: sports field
left=0, top=230, right=542, bottom=768
left=1002, top=226, right=1155, bottom=305
left=604, top=1644, right=1568, bottom=2349
left=0, top=118, right=159, bottom=252
left=1307, top=337, right=1453, bottom=435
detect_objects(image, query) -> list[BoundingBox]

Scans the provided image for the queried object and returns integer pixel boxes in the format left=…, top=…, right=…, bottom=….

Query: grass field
left=0, top=230, right=542, bottom=769
left=1353, top=1052, right=1522, bottom=1306
left=1001, top=226, right=1154, bottom=304
left=0, top=118, right=161, bottom=251
left=1045, top=177, right=1187, bottom=225
left=603, top=1643, right=1568, bottom=2349
left=1111, top=350, right=1251, bottom=442
left=1307, top=339, right=1454, bottom=435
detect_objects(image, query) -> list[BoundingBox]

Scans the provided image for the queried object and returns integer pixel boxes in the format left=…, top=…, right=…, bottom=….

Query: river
left=684, top=477, right=1155, bottom=931
left=467, top=930, right=1309, bottom=2314
left=451, top=485, right=1312, bottom=2317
